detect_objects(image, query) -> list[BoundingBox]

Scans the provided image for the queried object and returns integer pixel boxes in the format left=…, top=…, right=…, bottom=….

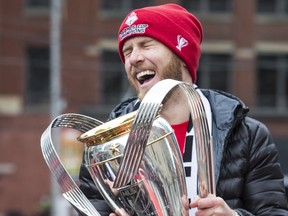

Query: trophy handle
left=179, top=84, right=215, bottom=197
left=40, top=114, right=103, bottom=216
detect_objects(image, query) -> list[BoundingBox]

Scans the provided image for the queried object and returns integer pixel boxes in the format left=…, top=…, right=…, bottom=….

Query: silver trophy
left=79, top=111, right=187, bottom=215
left=41, top=79, right=214, bottom=216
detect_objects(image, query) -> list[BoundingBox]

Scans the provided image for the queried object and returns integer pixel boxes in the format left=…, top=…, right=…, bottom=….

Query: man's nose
left=129, top=48, right=144, bottom=66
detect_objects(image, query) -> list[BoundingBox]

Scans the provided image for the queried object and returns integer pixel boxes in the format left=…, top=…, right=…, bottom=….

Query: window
left=257, top=54, right=288, bottom=109
left=101, top=50, right=133, bottom=105
left=25, top=0, right=50, bottom=8
left=197, top=54, right=231, bottom=92
left=24, top=0, right=50, bottom=16
left=181, top=0, right=231, bottom=13
left=25, top=47, right=50, bottom=109
left=256, top=0, right=288, bottom=15
left=100, top=0, right=154, bottom=17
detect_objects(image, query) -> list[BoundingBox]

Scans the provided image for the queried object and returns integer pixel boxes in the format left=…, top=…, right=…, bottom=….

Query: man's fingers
left=189, top=195, right=200, bottom=208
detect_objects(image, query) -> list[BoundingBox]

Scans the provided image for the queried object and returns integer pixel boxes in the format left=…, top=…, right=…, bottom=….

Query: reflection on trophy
left=40, top=79, right=214, bottom=216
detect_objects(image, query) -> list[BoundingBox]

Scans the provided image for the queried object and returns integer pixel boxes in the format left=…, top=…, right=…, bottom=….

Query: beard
left=162, top=54, right=183, bottom=81
left=128, top=54, right=183, bottom=100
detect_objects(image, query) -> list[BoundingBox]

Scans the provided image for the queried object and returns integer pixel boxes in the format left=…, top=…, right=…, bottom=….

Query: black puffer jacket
left=79, top=89, right=288, bottom=215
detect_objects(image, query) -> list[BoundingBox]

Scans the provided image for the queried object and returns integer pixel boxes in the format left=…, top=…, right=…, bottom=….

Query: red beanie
left=118, top=4, right=203, bottom=82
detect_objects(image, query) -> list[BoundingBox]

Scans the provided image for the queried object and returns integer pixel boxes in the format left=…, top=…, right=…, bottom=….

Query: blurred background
left=0, top=0, right=288, bottom=215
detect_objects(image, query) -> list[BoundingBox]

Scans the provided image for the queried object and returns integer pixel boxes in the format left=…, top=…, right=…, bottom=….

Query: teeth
left=136, top=70, right=155, bottom=80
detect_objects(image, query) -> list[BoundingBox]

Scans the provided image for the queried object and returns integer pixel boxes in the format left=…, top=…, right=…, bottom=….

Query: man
left=79, top=4, right=288, bottom=215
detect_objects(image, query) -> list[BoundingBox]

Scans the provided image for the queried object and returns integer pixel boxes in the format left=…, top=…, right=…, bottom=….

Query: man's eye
left=123, top=50, right=132, bottom=58
left=143, top=40, right=156, bottom=47
left=123, top=53, right=132, bottom=62
left=143, top=42, right=153, bottom=47
left=143, top=44, right=151, bottom=49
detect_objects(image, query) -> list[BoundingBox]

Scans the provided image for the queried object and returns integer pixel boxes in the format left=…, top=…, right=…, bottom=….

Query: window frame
left=99, top=0, right=155, bottom=18
left=180, top=0, right=232, bottom=14
left=25, top=46, right=50, bottom=112
left=24, top=0, right=50, bottom=16
left=256, top=0, right=288, bottom=18
left=100, top=48, right=134, bottom=106
left=196, top=53, right=232, bottom=93
left=256, top=54, right=288, bottom=112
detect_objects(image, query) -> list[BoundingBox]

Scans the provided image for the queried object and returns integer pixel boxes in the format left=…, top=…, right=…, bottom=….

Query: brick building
left=0, top=0, right=287, bottom=215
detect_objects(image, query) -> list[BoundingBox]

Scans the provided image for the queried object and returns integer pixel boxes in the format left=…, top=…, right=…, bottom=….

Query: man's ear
left=182, top=66, right=193, bottom=84
left=182, top=62, right=187, bottom=68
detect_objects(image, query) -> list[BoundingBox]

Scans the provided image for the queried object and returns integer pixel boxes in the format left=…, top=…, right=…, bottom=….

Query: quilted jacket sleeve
left=239, top=118, right=288, bottom=215
left=78, top=161, right=112, bottom=216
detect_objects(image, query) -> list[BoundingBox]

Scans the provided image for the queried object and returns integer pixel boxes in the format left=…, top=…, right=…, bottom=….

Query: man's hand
left=190, top=194, right=236, bottom=216
left=109, top=208, right=129, bottom=216
left=110, top=194, right=237, bottom=216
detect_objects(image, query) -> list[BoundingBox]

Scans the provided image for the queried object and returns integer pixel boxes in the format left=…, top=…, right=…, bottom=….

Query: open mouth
left=136, top=70, right=155, bottom=85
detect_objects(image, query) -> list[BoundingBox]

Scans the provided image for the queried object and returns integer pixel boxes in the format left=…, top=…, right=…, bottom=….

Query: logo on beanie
left=119, top=24, right=149, bottom=41
left=176, top=35, right=188, bottom=51
left=125, top=12, right=138, bottom=26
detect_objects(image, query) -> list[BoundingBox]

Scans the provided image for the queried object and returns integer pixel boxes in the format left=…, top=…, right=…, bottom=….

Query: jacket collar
left=201, top=89, right=249, bottom=184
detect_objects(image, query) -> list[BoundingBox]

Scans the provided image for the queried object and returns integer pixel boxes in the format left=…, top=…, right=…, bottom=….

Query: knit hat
left=118, top=4, right=203, bottom=82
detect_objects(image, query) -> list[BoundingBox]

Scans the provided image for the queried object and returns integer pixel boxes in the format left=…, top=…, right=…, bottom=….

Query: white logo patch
left=176, top=35, right=188, bottom=51
left=119, top=24, right=149, bottom=41
left=125, top=12, right=138, bottom=26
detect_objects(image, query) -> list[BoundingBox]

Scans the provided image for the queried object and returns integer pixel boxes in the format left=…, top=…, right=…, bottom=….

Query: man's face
left=122, top=36, right=183, bottom=100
